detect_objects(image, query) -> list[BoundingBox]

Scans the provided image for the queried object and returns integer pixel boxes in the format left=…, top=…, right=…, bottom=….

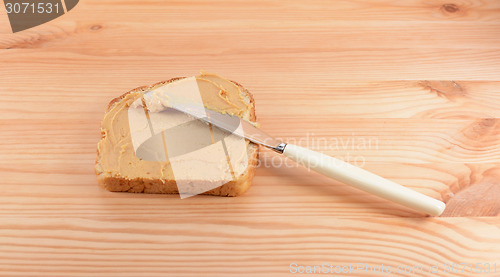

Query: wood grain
left=0, top=0, right=499, bottom=276
left=0, top=216, right=499, bottom=277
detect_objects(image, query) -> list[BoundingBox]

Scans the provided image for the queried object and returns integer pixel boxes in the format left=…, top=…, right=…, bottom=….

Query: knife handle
left=282, top=144, right=446, bottom=216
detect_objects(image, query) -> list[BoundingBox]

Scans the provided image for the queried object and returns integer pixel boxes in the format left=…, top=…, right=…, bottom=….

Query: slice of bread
left=95, top=74, right=259, bottom=196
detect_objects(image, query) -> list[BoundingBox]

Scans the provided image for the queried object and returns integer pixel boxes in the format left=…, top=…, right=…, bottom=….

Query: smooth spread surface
left=97, top=72, right=251, bottom=189
left=1, top=0, right=500, bottom=276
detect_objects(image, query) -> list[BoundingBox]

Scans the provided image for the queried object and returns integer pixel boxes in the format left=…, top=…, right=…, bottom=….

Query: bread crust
left=96, top=77, right=259, bottom=196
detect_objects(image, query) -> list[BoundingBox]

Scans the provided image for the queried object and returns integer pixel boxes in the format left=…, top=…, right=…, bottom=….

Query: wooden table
left=1, top=0, right=499, bottom=276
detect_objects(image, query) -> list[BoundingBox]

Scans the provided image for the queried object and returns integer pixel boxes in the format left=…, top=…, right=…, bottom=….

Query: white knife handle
left=282, top=144, right=446, bottom=216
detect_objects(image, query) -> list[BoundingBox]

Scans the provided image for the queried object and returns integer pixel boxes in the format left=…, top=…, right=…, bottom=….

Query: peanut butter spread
left=96, top=72, right=253, bottom=192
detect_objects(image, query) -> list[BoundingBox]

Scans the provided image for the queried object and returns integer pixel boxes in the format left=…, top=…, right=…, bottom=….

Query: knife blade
left=161, top=94, right=284, bottom=151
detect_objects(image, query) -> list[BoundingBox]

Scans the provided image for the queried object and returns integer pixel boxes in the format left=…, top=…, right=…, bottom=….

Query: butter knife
left=149, top=91, right=446, bottom=216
